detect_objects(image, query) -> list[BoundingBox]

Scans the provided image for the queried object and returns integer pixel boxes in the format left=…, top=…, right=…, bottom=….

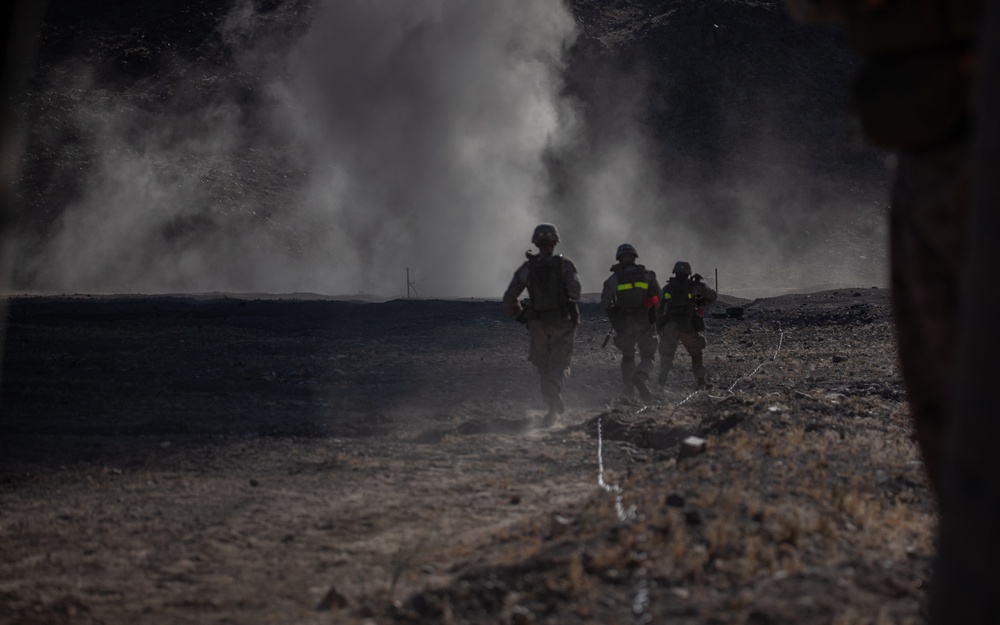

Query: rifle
left=692, top=273, right=706, bottom=319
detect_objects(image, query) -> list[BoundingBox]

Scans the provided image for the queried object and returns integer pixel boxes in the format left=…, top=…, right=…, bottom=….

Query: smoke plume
left=13, top=0, right=581, bottom=298
left=10, top=0, right=890, bottom=299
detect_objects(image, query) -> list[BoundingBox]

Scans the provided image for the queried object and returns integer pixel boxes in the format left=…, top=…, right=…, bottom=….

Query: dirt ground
left=0, top=289, right=935, bottom=625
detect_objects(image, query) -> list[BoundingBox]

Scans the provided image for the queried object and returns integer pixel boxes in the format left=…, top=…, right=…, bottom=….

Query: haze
left=7, top=0, right=890, bottom=299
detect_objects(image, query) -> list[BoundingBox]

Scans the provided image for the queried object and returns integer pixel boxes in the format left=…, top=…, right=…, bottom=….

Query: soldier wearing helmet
left=502, top=223, right=582, bottom=426
left=600, top=244, right=661, bottom=402
left=657, top=261, right=717, bottom=390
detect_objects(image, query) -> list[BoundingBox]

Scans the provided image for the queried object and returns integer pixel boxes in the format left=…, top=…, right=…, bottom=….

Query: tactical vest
left=663, top=277, right=696, bottom=318
left=527, top=254, right=566, bottom=313
left=614, top=264, right=651, bottom=310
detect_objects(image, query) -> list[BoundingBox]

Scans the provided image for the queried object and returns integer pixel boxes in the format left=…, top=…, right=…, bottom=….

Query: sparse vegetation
left=0, top=290, right=933, bottom=624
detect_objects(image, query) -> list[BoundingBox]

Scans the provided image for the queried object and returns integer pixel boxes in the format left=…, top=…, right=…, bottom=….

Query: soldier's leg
left=681, top=331, right=709, bottom=389
left=658, top=323, right=680, bottom=384
left=633, top=323, right=658, bottom=401
left=528, top=321, right=555, bottom=409
left=890, top=142, right=968, bottom=493
left=612, top=330, right=637, bottom=394
left=636, top=323, right=658, bottom=379
left=542, top=320, right=576, bottom=418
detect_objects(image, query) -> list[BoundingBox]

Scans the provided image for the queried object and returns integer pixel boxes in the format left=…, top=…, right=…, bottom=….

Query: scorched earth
left=0, top=288, right=933, bottom=625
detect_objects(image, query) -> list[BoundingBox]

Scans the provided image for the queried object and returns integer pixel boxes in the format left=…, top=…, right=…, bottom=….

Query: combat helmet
left=615, top=243, right=638, bottom=261
left=531, top=223, right=560, bottom=245
left=672, top=260, right=692, bottom=275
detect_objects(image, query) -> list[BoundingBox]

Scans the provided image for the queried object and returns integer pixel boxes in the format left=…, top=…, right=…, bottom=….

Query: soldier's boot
left=542, top=395, right=564, bottom=427
left=633, top=371, right=652, bottom=403
left=621, top=369, right=633, bottom=396
left=621, top=359, right=637, bottom=398
left=658, top=366, right=671, bottom=386
left=693, top=359, right=709, bottom=390
left=541, top=383, right=565, bottom=427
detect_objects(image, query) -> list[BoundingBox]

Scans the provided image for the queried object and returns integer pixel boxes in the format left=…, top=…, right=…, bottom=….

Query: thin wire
left=597, top=416, right=637, bottom=522
left=726, top=329, right=785, bottom=393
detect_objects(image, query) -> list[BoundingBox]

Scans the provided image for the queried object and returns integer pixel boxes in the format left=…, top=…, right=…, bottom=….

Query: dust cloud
left=548, top=61, right=890, bottom=300
left=8, top=0, right=889, bottom=299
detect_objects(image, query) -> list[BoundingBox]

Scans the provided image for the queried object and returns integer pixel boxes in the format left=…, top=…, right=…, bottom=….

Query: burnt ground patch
left=0, top=290, right=932, bottom=625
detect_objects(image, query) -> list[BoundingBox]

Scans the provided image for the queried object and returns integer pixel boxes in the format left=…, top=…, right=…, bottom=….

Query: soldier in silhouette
left=600, top=243, right=660, bottom=401
left=657, top=261, right=717, bottom=390
left=502, top=223, right=581, bottom=426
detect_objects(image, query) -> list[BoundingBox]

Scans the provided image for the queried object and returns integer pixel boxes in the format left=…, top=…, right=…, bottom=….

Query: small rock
left=249, top=478, right=260, bottom=487
left=678, top=436, right=707, bottom=461
left=549, top=513, right=573, bottom=539
left=832, top=355, right=849, bottom=363
left=664, top=493, right=685, bottom=508
left=315, top=587, right=349, bottom=611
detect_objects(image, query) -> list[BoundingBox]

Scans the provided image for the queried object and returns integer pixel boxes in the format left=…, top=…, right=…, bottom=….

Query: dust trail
left=278, top=0, right=580, bottom=297
left=10, top=1, right=890, bottom=298
left=12, top=0, right=579, bottom=297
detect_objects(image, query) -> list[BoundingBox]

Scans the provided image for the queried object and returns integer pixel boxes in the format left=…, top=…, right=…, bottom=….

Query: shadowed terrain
left=0, top=291, right=932, bottom=624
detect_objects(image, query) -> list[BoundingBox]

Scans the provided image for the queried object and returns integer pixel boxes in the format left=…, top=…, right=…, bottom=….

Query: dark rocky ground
left=0, top=289, right=934, bottom=624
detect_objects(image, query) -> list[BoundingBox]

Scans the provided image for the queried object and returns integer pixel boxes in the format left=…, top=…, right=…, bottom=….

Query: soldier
left=786, top=3, right=994, bottom=622
left=600, top=244, right=660, bottom=402
left=502, top=223, right=582, bottom=426
left=656, top=261, right=718, bottom=390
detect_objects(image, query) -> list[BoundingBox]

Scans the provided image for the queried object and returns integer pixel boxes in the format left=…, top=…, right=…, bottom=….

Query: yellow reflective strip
left=617, top=283, right=634, bottom=291
left=664, top=293, right=672, bottom=299
left=688, top=293, right=693, bottom=299
left=634, top=282, right=648, bottom=290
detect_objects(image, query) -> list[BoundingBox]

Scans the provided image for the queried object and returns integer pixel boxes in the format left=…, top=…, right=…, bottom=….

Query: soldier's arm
left=645, top=271, right=661, bottom=308
left=694, top=282, right=718, bottom=305
left=562, top=259, right=583, bottom=301
left=600, top=276, right=617, bottom=312
left=501, top=265, right=529, bottom=319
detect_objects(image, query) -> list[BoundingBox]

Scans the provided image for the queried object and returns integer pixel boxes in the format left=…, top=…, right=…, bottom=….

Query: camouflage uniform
left=656, top=265, right=718, bottom=389
left=600, top=246, right=660, bottom=400
left=503, top=242, right=581, bottom=421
